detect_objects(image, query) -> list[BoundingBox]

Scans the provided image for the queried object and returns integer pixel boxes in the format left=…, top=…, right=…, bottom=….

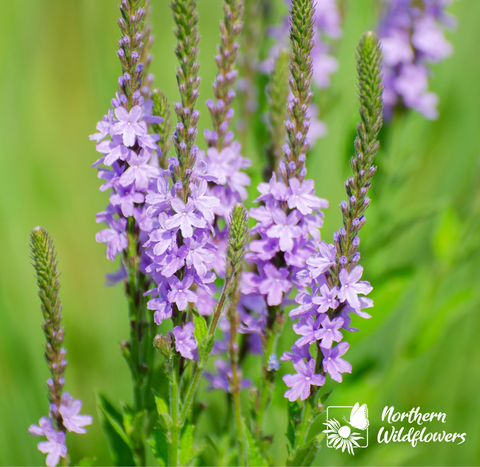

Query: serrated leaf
left=286, top=434, right=323, bottom=466
left=193, top=311, right=208, bottom=343
left=179, top=424, right=195, bottom=466
left=148, top=428, right=169, bottom=466
left=198, top=334, right=215, bottom=365
left=97, top=394, right=135, bottom=466
left=287, top=401, right=301, bottom=450
left=155, top=395, right=172, bottom=431
left=244, top=422, right=268, bottom=466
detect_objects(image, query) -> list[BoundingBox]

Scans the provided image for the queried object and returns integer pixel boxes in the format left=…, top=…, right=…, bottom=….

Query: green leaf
left=155, top=395, right=172, bottom=431
left=76, top=458, right=97, bottom=466
left=198, top=334, right=215, bottom=366
left=97, top=394, right=135, bottom=466
left=193, top=311, right=208, bottom=343
left=286, top=434, right=323, bottom=467
left=148, top=429, right=169, bottom=466
left=244, top=422, right=268, bottom=466
left=287, top=401, right=301, bottom=450
left=179, top=424, right=195, bottom=466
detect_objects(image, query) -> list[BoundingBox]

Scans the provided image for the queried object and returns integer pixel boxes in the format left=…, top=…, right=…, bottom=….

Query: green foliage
left=148, top=429, right=169, bottom=466
left=286, top=434, right=323, bottom=467
left=198, top=334, right=216, bottom=366
left=76, top=458, right=97, bottom=466
left=193, top=310, right=209, bottom=343
left=286, top=401, right=301, bottom=451
left=97, top=394, right=135, bottom=466
left=154, top=395, right=172, bottom=431
left=244, top=422, right=268, bottom=466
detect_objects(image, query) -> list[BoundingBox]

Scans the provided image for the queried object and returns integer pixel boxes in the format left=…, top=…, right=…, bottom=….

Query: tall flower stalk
left=242, top=0, right=328, bottom=448
left=29, top=228, right=92, bottom=467
left=282, top=32, right=383, bottom=451
left=90, top=1, right=161, bottom=462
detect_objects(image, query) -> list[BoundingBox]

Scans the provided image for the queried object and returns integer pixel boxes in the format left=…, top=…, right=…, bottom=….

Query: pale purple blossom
left=113, top=105, right=147, bottom=147
left=306, top=241, right=336, bottom=277
left=167, top=275, right=198, bottom=311
left=58, top=393, right=93, bottom=434
left=172, top=322, right=197, bottom=360
left=283, top=359, right=325, bottom=401
left=29, top=418, right=67, bottom=467
left=204, top=359, right=252, bottom=392
left=378, top=0, right=456, bottom=119
left=322, top=341, right=352, bottom=382
left=165, top=198, right=206, bottom=238
left=315, top=315, right=344, bottom=349
left=338, top=265, right=373, bottom=310
left=95, top=218, right=128, bottom=261
left=312, top=284, right=339, bottom=313
left=258, top=263, right=292, bottom=306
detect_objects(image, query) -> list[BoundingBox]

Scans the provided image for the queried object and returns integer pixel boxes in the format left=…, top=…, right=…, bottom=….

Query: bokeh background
left=1, top=0, right=479, bottom=465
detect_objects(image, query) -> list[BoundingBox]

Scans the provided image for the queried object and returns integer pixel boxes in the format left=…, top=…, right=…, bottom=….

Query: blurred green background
left=1, top=0, right=479, bottom=465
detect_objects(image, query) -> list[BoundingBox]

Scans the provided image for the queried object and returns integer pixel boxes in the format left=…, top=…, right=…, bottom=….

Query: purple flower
left=338, top=265, right=373, bottom=310
left=266, top=209, right=301, bottom=252
left=315, top=315, right=344, bottom=349
left=378, top=0, right=456, bottom=119
left=283, top=358, right=325, bottom=401
left=184, top=234, right=216, bottom=277
left=58, top=393, right=92, bottom=434
left=258, top=263, right=292, bottom=306
left=190, top=179, right=220, bottom=222
left=165, top=198, right=206, bottom=238
left=95, top=218, right=128, bottom=261
left=204, top=359, right=252, bottom=392
left=167, top=275, right=197, bottom=311
left=306, top=241, right=336, bottom=277
left=113, top=105, right=147, bottom=147
left=280, top=344, right=311, bottom=363
left=119, top=149, right=159, bottom=191
left=322, top=341, right=352, bottom=382
left=312, top=284, right=339, bottom=313
left=287, top=178, right=328, bottom=215
left=110, top=188, right=145, bottom=218
left=29, top=417, right=67, bottom=467
left=148, top=297, right=173, bottom=325
left=172, top=322, right=197, bottom=360
left=293, top=316, right=321, bottom=347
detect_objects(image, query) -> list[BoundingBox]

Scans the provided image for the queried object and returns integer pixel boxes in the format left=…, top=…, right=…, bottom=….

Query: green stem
left=169, top=357, right=181, bottom=467
left=256, top=311, right=284, bottom=438
left=296, top=401, right=313, bottom=447
left=178, top=277, right=233, bottom=427
left=231, top=378, right=246, bottom=466
left=227, top=279, right=246, bottom=465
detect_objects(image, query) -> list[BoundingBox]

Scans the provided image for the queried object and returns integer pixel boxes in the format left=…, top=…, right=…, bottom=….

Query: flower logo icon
left=324, top=403, right=369, bottom=454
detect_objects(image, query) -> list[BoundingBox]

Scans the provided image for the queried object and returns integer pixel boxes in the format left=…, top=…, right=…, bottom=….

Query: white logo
left=324, top=403, right=369, bottom=454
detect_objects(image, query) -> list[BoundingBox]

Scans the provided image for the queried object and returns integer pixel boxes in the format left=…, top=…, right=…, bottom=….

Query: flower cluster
left=92, top=102, right=161, bottom=264
left=143, top=168, right=219, bottom=342
left=282, top=32, right=383, bottom=401
left=29, top=228, right=92, bottom=467
left=91, top=0, right=161, bottom=273
left=199, top=0, right=251, bottom=278
left=29, top=395, right=92, bottom=467
left=142, top=0, right=220, bottom=357
left=378, top=0, right=456, bottom=119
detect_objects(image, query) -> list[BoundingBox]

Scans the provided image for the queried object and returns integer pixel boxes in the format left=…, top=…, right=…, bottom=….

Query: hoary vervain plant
left=27, top=0, right=391, bottom=465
